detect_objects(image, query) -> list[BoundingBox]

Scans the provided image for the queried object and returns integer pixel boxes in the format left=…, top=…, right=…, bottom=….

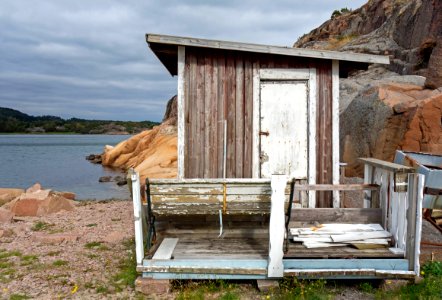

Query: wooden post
left=332, top=60, right=340, bottom=208
left=177, top=46, right=185, bottom=179
left=267, top=174, right=287, bottom=278
left=406, top=173, right=424, bottom=274
left=363, top=164, right=373, bottom=208
left=130, top=170, right=145, bottom=265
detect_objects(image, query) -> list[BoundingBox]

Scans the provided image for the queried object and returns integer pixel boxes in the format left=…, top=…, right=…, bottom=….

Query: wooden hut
left=130, top=34, right=424, bottom=289
left=146, top=34, right=389, bottom=207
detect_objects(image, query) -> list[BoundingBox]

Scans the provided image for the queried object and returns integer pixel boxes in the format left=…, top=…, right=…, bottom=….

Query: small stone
left=99, top=176, right=112, bottom=183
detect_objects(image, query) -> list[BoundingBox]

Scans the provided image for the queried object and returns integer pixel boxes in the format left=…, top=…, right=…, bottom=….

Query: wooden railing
left=360, top=158, right=424, bottom=273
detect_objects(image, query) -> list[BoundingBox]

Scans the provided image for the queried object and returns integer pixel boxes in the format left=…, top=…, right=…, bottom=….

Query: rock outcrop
left=2, top=183, right=75, bottom=217
left=295, top=0, right=442, bottom=88
left=294, top=0, right=442, bottom=176
left=0, top=188, right=24, bottom=206
left=340, top=66, right=442, bottom=176
left=101, top=95, right=178, bottom=182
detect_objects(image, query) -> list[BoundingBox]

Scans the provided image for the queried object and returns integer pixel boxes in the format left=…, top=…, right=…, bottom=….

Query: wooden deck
left=150, top=232, right=403, bottom=260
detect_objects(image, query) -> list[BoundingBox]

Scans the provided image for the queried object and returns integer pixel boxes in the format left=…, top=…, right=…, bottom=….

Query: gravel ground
left=0, top=200, right=137, bottom=299
left=1, top=199, right=441, bottom=299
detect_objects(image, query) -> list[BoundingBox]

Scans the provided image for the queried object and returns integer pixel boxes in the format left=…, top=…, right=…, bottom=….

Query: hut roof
left=146, top=33, right=390, bottom=76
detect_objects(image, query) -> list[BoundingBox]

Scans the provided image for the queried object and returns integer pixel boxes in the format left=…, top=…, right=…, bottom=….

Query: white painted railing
left=360, top=158, right=424, bottom=274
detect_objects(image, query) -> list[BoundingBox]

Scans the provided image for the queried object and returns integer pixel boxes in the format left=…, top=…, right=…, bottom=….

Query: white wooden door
left=260, top=80, right=308, bottom=178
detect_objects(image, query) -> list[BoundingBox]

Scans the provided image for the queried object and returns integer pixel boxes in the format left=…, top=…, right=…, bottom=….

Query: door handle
left=259, top=131, right=269, bottom=136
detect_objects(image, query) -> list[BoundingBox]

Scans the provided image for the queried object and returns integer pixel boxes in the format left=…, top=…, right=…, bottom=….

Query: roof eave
left=146, top=33, right=390, bottom=65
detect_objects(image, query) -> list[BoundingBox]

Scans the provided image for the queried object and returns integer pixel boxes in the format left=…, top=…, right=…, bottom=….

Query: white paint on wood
left=267, top=175, right=287, bottom=278
left=146, top=34, right=391, bottom=65
left=303, top=242, right=347, bottom=248
left=331, top=231, right=391, bottom=243
left=177, top=46, right=185, bottom=179
left=308, top=68, right=317, bottom=208
left=252, top=62, right=260, bottom=178
left=131, top=171, right=144, bottom=265
left=152, top=238, right=179, bottom=260
left=332, top=60, right=340, bottom=208
left=259, top=68, right=310, bottom=80
left=260, top=81, right=308, bottom=179
left=389, top=247, right=405, bottom=255
left=414, top=174, right=424, bottom=274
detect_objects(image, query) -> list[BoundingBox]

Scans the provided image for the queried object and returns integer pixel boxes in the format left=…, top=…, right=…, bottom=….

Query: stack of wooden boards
left=290, top=224, right=392, bottom=249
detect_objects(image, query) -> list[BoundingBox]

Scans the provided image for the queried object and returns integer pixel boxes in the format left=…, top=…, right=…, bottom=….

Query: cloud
left=0, top=0, right=366, bottom=121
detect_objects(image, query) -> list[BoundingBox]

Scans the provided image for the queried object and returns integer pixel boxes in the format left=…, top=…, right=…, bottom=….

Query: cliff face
left=340, top=66, right=442, bottom=176
left=295, top=0, right=442, bottom=176
left=295, top=0, right=442, bottom=88
left=101, top=96, right=178, bottom=182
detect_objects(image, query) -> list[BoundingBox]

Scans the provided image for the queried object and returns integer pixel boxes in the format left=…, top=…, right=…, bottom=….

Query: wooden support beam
left=290, top=208, right=382, bottom=223
left=267, top=175, right=287, bottom=278
left=359, top=158, right=414, bottom=173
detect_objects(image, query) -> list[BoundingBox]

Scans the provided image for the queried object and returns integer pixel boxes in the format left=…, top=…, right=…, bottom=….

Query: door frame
left=252, top=68, right=317, bottom=207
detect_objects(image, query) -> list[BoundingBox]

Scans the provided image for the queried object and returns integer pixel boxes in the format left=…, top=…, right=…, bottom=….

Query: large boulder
left=0, top=188, right=24, bottom=206
left=3, top=184, right=75, bottom=217
left=101, top=121, right=177, bottom=182
left=340, top=71, right=442, bottom=177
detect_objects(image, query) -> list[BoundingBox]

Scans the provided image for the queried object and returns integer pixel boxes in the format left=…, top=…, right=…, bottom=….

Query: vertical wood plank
left=210, top=56, right=219, bottom=178
left=235, top=55, right=245, bottom=178
left=217, top=55, right=226, bottom=178
left=308, top=68, right=317, bottom=208
left=187, top=52, right=198, bottom=178
left=204, top=56, right=213, bottom=178
left=315, top=63, right=333, bottom=208
left=252, top=61, right=260, bottom=178
left=184, top=50, right=191, bottom=178
left=332, top=60, right=340, bottom=207
left=226, top=55, right=236, bottom=178
left=243, top=59, right=253, bottom=178
left=268, top=174, right=287, bottom=278
left=196, top=53, right=206, bottom=178
left=177, top=46, right=186, bottom=179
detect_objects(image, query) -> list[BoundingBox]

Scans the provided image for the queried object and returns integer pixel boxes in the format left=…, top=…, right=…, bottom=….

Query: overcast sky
left=0, top=0, right=366, bottom=121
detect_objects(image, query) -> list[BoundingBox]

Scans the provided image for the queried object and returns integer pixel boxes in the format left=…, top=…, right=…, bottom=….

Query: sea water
left=0, top=134, right=131, bottom=200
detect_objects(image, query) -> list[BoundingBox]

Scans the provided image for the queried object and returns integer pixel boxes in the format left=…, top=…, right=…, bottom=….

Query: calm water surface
left=0, top=134, right=131, bottom=200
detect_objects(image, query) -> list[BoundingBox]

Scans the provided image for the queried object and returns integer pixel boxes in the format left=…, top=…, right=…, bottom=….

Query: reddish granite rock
left=0, top=188, right=24, bottom=206
left=0, top=207, right=14, bottom=223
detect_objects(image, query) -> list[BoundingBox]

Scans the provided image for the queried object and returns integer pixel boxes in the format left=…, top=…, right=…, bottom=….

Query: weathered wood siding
left=184, top=47, right=333, bottom=207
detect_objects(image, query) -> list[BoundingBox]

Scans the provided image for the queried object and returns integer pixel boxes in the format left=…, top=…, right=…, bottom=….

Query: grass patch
left=277, top=278, right=331, bottom=299
left=111, top=238, right=137, bottom=291
left=173, top=280, right=240, bottom=300
left=46, top=251, right=61, bottom=256
left=52, top=260, right=68, bottom=267
left=96, top=285, right=109, bottom=294
left=84, top=241, right=109, bottom=251
left=0, top=250, right=22, bottom=259
left=20, top=255, right=39, bottom=266
left=9, top=294, right=30, bottom=300
left=0, top=261, right=14, bottom=269
left=84, top=241, right=103, bottom=249
left=86, top=223, right=97, bottom=227
left=31, top=221, right=54, bottom=231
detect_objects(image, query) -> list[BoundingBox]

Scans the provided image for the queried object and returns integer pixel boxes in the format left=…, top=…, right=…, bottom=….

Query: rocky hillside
left=101, top=96, right=177, bottom=182
left=295, top=0, right=441, bottom=176
left=295, top=0, right=442, bottom=88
